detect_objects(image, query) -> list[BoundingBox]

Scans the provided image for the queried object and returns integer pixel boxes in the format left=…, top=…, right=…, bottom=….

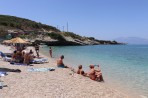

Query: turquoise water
left=40, top=45, right=148, bottom=97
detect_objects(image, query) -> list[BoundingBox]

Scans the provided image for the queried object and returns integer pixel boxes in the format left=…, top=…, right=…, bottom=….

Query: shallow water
left=40, top=45, right=148, bottom=97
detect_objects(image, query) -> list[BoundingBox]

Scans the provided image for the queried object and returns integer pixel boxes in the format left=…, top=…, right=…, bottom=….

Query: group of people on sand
left=8, top=43, right=43, bottom=65
left=11, top=49, right=35, bottom=65
left=77, top=64, right=104, bottom=82
left=57, top=55, right=104, bottom=82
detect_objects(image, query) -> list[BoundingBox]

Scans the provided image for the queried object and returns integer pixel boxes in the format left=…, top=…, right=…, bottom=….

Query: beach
left=0, top=44, right=130, bottom=98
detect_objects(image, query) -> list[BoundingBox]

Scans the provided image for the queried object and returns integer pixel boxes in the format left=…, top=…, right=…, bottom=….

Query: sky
left=0, top=0, right=148, bottom=40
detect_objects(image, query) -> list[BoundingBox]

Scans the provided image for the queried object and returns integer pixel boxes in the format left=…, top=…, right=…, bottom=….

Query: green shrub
left=0, top=15, right=60, bottom=32
left=19, top=35, right=27, bottom=39
left=48, top=32, right=66, bottom=41
left=87, top=37, right=95, bottom=40
left=63, top=32, right=81, bottom=40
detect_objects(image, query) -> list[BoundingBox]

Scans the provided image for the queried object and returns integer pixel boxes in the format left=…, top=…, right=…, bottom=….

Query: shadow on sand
left=0, top=68, right=21, bottom=73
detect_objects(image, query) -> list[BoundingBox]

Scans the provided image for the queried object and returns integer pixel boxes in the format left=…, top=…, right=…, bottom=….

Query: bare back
left=88, top=69, right=96, bottom=80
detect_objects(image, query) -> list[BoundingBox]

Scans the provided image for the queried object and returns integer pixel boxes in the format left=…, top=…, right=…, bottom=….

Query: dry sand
left=0, top=44, right=130, bottom=98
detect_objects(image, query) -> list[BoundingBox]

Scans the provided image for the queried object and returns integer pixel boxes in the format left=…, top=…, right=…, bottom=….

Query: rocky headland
left=0, top=15, right=125, bottom=46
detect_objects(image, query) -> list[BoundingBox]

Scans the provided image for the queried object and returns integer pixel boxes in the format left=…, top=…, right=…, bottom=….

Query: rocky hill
left=0, top=14, right=124, bottom=45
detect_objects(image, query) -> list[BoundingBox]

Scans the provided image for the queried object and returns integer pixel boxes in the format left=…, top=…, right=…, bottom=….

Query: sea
left=40, top=45, right=148, bottom=98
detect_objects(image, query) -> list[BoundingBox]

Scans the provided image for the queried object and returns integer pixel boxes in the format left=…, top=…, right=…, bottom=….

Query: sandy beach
left=0, top=44, right=130, bottom=98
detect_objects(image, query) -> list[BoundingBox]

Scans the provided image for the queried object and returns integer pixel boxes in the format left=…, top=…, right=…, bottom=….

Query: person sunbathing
left=57, top=55, right=69, bottom=68
left=21, top=51, right=25, bottom=63
left=23, top=52, right=30, bottom=65
left=88, top=65, right=96, bottom=80
left=12, top=51, right=17, bottom=62
left=81, top=70, right=86, bottom=76
left=29, top=50, right=35, bottom=61
left=77, top=65, right=83, bottom=74
left=23, top=50, right=34, bottom=65
left=77, top=65, right=86, bottom=76
left=94, top=65, right=104, bottom=82
left=16, top=51, right=23, bottom=63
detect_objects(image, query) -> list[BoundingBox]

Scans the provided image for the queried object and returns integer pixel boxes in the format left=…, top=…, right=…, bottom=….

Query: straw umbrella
left=9, top=37, right=29, bottom=51
left=10, top=37, right=28, bottom=44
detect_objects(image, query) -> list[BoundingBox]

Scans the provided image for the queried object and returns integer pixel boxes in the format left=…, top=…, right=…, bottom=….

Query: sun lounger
left=28, top=68, right=55, bottom=72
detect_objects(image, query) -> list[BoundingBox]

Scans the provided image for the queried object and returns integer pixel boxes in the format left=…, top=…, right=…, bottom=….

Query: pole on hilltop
left=67, top=22, right=68, bottom=32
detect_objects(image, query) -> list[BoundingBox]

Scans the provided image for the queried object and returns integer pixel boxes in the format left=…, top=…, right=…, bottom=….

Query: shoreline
left=39, top=45, right=148, bottom=98
left=0, top=44, right=131, bottom=98
left=40, top=46, right=140, bottom=98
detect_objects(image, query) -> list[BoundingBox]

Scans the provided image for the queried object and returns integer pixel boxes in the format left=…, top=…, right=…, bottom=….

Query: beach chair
left=0, top=51, right=12, bottom=62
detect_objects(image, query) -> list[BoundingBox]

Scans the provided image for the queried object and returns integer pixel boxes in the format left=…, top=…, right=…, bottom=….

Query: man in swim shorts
left=57, top=55, right=68, bottom=68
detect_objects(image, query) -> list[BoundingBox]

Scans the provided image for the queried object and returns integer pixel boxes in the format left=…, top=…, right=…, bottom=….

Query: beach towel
left=0, top=82, right=3, bottom=89
left=31, top=58, right=48, bottom=64
left=0, top=51, right=5, bottom=57
left=0, top=81, right=7, bottom=89
left=28, top=68, right=55, bottom=72
left=0, top=51, right=12, bottom=62
left=9, top=62, right=27, bottom=66
left=0, top=71, right=8, bottom=76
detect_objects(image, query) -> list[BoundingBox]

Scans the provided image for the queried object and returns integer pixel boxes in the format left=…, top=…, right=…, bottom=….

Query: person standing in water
left=49, top=47, right=52, bottom=58
left=34, top=44, right=39, bottom=58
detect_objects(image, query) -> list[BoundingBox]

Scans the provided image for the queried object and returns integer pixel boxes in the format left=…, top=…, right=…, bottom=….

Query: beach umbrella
left=10, top=37, right=29, bottom=44
left=9, top=37, right=29, bottom=51
left=2, top=40, right=12, bottom=44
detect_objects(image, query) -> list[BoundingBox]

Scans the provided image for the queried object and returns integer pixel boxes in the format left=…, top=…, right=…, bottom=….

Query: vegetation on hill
left=0, top=14, right=124, bottom=45
left=47, top=32, right=66, bottom=41
left=0, top=15, right=59, bottom=35
left=63, top=32, right=82, bottom=40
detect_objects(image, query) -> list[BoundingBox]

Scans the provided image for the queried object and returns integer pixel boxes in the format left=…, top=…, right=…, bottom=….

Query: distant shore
left=0, top=44, right=131, bottom=98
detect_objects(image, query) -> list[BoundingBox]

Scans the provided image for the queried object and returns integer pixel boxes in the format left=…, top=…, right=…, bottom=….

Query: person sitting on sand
left=29, top=50, right=35, bottom=62
left=23, top=52, right=30, bottom=65
left=57, top=55, right=68, bottom=68
left=21, top=52, right=25, bottom=63
left=88, top=65, right=96, bottom=80
left=77, top=65, right=83, bottom=74
left=81, top=70, right=86, bottom=76
left=94, top=65, right=104, bottom=82
left=12, top=51, right=17, bottom=62
left=77, top=65, right=86, bottom=76
left=23, top=50, right=34, bottom=65
left=16, top=51, right=23, bottom=63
